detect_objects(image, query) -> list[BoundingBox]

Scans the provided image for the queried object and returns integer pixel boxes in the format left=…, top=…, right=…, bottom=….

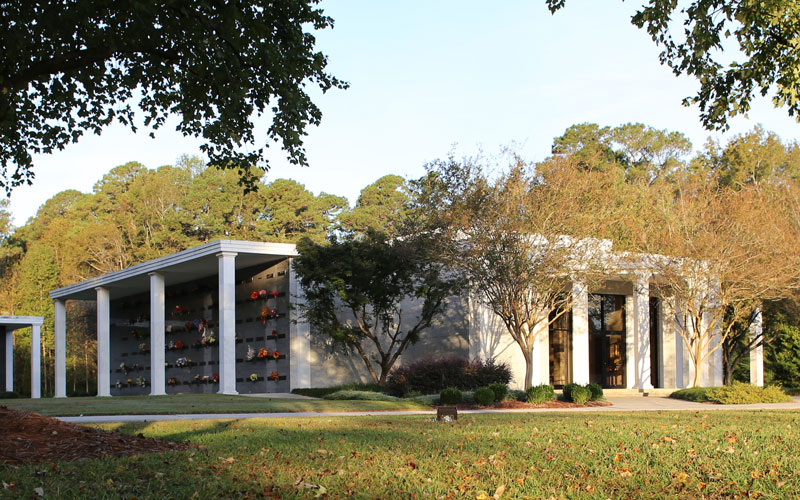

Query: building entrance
left=589, top=294, right=626, bottom=388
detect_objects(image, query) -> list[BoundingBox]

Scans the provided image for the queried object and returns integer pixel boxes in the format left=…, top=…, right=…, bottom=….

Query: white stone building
left=43, top=239, right=764, bottom=397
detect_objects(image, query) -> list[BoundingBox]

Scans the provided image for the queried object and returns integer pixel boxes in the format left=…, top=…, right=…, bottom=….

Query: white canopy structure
left=0, top=316, right=45, bottom=398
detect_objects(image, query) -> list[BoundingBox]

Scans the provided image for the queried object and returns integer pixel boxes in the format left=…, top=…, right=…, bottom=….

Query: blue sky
left=9, top=0, right=799, bottom=226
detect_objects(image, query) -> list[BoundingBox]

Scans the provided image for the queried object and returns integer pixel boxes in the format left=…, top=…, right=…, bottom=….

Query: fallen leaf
left=34, top=487, right=44, bottom=497
left=493, top=484, right=506, bottom=498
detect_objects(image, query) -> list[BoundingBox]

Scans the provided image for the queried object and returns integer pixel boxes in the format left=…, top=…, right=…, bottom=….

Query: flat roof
left=0, top=316, right=44, bottom=330
left=49, top=240, right=298, bottom=301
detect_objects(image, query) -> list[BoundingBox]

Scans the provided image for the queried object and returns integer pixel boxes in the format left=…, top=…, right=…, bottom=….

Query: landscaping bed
left=0, top=406, right=190, bottom=464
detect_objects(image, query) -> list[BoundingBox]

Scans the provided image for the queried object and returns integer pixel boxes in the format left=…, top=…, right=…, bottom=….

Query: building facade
left=45, top=239, right=763, bottom=397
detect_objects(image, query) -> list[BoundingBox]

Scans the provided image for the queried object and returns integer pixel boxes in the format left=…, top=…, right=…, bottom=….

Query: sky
left=8, top=0, right=800, bottom=226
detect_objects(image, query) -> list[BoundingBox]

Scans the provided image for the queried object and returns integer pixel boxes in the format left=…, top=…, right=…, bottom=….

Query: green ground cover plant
left=671, top=383, right=793, bottom=404
left=291, top=383, right=387, bottom=398
left=3, top=411, right=800, bottom=499
left=0, top=394, right=429, bottom=417
left=322, top=390, right=401, bottom=402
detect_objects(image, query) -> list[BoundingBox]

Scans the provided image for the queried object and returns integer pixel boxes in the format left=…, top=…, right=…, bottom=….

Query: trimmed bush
left=586, top=383, right=604, bottom=401
left=510, top=389, right=527, bottom=402
left=670, top=387, right=711, bottom=402
left=706, top=382, right=792, bottom=404
left=526, top=384, right=555, bottom=404
left=292, top=383, right=387, bottom=398
left=439, top=387, right=463, bottom=405
left=562, top=383, right=579, bottom=402
left=0, top=391, right=19, bottom=399
left=474, top=387, right=495, bottom=406
left=323, top=390, right=400, bottom=401
left=386, top=357, right=512, bottom=396
left=570, top=386, right=591, bottom=405
left=488, top=382, right=508, bottom=402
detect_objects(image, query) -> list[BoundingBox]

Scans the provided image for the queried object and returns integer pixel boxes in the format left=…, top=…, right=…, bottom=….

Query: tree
left=417, top=155, right=609, bottom=389
left=293, top=232, right=463, bottom=385
left=642, top=180, right=800, bottom=387
left=338, top=175, right=411, bottom=236
left=0, top=1, right=347, bottom=192
left=546, top=1, right=800, bottom=130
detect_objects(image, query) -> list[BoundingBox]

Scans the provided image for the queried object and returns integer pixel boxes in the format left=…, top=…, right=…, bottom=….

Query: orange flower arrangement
left=250, top=290, right=259, bottom=300
left=269, top=371, right=280, bottom=380
left=272, top=350, right=280, bottom=359
left=257, top=347, right=269, bottom=359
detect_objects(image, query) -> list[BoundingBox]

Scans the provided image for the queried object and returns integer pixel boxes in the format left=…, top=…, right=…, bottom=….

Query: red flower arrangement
left=174, top=305, right=183, bottom=314
left=175, top=340, right=184, bottom=349
left=269, top=371, right=280, bottom=380
left=271, top=329, right=277, bottom=336
left=272, top=350, right=280, bottom=359
left=250, top=290, right=259, bottom=300
left=271, top=291, right=279, bottom=297
left=257, top=347, right=269, bottom=359
left=212, top=373, right=219, bottom=383
left=184, top=321, right=193, bottom=332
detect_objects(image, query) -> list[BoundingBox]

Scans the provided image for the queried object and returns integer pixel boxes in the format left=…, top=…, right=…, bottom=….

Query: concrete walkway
left=58, top=396, right=800, bottom=424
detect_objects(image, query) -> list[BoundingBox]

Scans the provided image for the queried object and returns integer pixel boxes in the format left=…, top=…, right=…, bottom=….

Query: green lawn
left=3, top=411, right=800, bottom=499
left=0, top=393, right=430, bottom=416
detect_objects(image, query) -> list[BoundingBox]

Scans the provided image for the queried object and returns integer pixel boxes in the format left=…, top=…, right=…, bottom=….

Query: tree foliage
left=293, top=232, right=464, bottom=385
left=547, top=1, right=800, bottom=130
left=0, top=0, right=346, bottom=192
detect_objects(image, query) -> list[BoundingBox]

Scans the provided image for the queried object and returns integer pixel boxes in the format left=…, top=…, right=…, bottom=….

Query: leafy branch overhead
left=0, top=1, right=347, bottom=192
left=546, top=0, right=800, bottom=130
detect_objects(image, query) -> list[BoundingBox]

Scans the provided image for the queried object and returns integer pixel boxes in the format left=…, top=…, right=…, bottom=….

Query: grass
left=3, top=411, right=800, bottom=499
left=291, top=383, right=388, bottom=398
left=0, top=393, right=430, bottom=417
left=671, top=383, right=793, bottom=404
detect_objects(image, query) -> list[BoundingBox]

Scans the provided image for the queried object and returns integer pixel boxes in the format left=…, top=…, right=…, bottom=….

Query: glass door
left=549, top=308, right=572, bottom=387
left=588, top=294, right=626, bottom=388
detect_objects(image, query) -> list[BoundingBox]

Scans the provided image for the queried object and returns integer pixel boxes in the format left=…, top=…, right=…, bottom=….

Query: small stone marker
left=437, top=406, right=458, bottom=421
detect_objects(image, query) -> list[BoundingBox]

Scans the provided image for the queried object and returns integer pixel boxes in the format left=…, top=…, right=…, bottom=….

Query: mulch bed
left=0, top=406, right=191, bottom=464
left=454, top=400, right=613, bottom=410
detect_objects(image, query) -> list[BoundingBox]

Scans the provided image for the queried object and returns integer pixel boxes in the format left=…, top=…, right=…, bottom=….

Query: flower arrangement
left=194, top=374, right=201, bottom=383
left=272, top=350, right=280, bottom=359
left=269, top=371, right=280, bottom=381
left=249, top=373, right=259, bottom=382
left=212, top=373, right=219, bottom=383
left=168, top=377, right=178, bottom=386
left=175, top=340, right=184, bottom=349
left=165, top=325, right=173, bottom=333
left=184, top=321, right=193, bottom=332
left=271, top=291, right=279, bottom=297
left=202, top=375, right=210, bottom=383
left=175, top=357, right=191, bottom=367
left=246, top=345, right=256, bottom=361
left=174, top=305, right=184, bottom=315
left=120, top=362, right=128, bottom=373
left=250, top=290, right=259, bottom=300
left=200, top=334, right=216, bottom=346
left=260, top=307, right=278, bottom=325
left=257, top=347, right=269, bottom=359
left=115, top=380, right=122, bottom=389
left=271, top=329, right=278, bottom=336
left=136, top=377, right=146, bottom=387
left=139, top=343, right=148, bottom=353
left=259, top=289, right=268, bottom=298
left=126, top=378, right=134, bottom=385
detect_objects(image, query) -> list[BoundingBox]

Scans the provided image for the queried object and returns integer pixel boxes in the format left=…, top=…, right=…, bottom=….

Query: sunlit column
left=30, top=324, right=41, bottom=398
left=217, top=252, right=238, bottom=395
left=96, top=287, right=111, bottom=397
left=149, top=272, right=167, bottom=396
left=288, top=258, right=311, bottom=390
left=571, top=281, right=590, bottom=385
left=749, top=307, right=764, bottom=387
left=4, top=327, right=12, bottom=392
left=54, top=299, right=67, bottom=398
left=633, top=273, right=653, bottom=389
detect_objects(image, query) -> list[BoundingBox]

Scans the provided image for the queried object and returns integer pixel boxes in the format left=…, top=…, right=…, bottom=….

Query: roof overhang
left=0, top=316, right=44, bottom=330
left=49, top=240, right=298, bottom=301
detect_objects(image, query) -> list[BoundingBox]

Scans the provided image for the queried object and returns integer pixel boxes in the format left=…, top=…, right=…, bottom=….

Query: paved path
left=58, top=396, right=800, bottom=424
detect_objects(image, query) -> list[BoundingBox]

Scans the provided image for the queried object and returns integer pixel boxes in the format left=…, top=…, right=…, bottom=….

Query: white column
left=288, top=258, right=311, bottom=390
left=571, top=281, right=590, bottom=385
left=96, top=287, right=111, bottom=397
left=749, top=308, right=764, bottom=387
left=660, top=298, right=677, bottom=388
left=217, top=252, right=238, bottom=395
left=4, top=328, right=12, bottom=392
left=54, top=299, right=67, bottom=398
left=149, top=272, right=167, bottom=396
left=633, top=273, right=653, bottom=389
left=537, top=320, right=550, bottom=385
left=30, top=324, right=41, bottom=398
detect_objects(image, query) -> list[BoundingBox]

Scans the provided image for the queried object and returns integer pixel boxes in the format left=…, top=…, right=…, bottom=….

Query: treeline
left=3, top=123, right=800, bottom=395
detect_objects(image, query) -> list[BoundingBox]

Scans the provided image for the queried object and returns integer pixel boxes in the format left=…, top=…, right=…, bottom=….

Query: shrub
left=526, top=384, right=555, bottom=404
left=488, top=382, right=508, bottom=402
left=706, top=382, right=792, bottom=404
left=562, top=383, right=579, bottom=402
left=570, top=386, right=591, bottom=404
left=439, top=387, right=463, bottom=405
left=510, top=389, right=527, bottom=402
left=0, top=391, right=19, bottom=399
left=386, top=357, right=511, bottom=396
left=586, top=383, right=604, bottom=401
left=474, top=387, right=495, bottom=406
left=322, top=390, right=400, bottom=401
left=670, top=387, right=711, bottom=402
left=292, top=383, right=387, bottom=398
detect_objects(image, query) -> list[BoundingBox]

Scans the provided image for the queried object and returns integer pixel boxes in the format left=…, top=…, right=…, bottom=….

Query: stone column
left=749, top=307, right=764, bottom=387
left=30, top=324, right=41, bottom=398
left=217, top=252, right=238, bottom=395
left=3, top=327, right=12, bottom=392
left=571, top=281, right=590, bottom=385
left=633, top=273, right=653, bottom=389
left=660, top=298, right=677, bottom=388
left=54, top=299, right=67, bottom=398
left=288, top=258, right=311, bottom=390
left=96, top=287, right=111, bottom=397
left=149, top=272, right=167, bottom=396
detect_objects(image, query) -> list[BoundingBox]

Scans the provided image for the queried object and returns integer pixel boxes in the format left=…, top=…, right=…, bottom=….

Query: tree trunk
left=523, top=349, right=533, bottom=390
